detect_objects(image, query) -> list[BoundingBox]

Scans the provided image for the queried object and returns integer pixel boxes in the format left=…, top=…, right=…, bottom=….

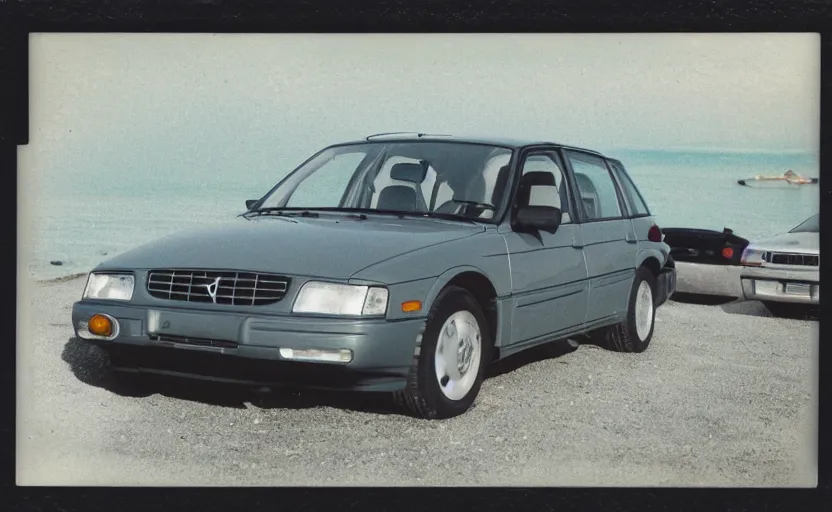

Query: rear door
left=500, top=148, right=589, bottom=346
left=562, top=149, right=637, bottom=327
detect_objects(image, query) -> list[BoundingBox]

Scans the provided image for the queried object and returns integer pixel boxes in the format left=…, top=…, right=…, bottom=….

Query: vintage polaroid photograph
left=16, top=33, right=818, bottom=486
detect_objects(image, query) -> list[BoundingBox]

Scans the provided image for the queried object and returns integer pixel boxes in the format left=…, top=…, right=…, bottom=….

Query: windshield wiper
left=248, top=206, right=478, bottom=224
left=418, top=211, right=478, bottom=224
left=247, top=207, right=319, bottom=218
left=452, top=200, right=496, bottom=211
left=290, top=207, right=406, bottom=218
left=324, top=207, right=478, bottom=224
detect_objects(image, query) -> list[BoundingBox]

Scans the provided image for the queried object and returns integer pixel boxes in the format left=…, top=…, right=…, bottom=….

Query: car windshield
left=789, top=213, right=819, bottom=233
left=254, top=141, right=515, bottom=222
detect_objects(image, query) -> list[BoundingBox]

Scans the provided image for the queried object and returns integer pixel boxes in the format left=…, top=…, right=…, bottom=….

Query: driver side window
left=286, top=152, right=366, bottom=207
left=517, top=153, right=572, bottom=223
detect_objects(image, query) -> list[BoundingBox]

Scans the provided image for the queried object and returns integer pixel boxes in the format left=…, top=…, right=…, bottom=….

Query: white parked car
left=739, top=213, right=819, bottom=316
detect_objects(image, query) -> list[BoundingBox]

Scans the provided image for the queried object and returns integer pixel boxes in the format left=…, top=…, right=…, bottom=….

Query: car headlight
left=740, top=246, right=766, bottom=267
left=83, top=272, right=135, bottom=300
left=292, top=281, right=388, bottom=316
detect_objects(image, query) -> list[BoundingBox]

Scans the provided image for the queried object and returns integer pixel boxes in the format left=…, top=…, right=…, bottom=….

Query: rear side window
left=608, top=160, right=650, bottom=216
left=564, top=150, right=623, bottom=221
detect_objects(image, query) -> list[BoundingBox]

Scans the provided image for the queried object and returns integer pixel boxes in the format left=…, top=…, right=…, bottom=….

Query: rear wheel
left=393, top=286, right=492, bottom=419
left=594, top=267, right=657, bottom=353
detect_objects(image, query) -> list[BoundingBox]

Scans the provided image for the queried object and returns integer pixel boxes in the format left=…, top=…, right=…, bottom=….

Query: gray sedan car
left=72, top=133, right=676, bottom=419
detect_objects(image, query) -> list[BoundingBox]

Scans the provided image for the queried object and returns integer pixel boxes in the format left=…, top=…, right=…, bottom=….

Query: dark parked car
left=72, top=133, right=676, bottom=419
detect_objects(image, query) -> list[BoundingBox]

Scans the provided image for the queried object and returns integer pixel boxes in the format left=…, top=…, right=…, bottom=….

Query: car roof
left=333, top=133, right=606, bottom=156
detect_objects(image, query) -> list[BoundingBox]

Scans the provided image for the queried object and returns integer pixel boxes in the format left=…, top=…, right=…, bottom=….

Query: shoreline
left=36, top=272, right=88, bottom=284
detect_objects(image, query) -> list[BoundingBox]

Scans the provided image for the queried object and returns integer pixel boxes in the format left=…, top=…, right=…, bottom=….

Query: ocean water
left=25, top=149, right=820, bottom=281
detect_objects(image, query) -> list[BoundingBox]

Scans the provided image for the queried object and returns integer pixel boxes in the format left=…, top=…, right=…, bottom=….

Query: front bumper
left=740, top=266, right=820, bottom=305
left=673, top=261, right=744, bottom=298
left=71, top=301, right=425, bottom=392
left=655, top=265, right=677, bottom=307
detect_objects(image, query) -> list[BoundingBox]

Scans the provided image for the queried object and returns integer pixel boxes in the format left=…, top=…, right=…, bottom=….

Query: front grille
left=146, top=269, right=290, bottom=306
left=149, top=334, right=239, bottom=349
left=764, top=252, right=819, bottom=267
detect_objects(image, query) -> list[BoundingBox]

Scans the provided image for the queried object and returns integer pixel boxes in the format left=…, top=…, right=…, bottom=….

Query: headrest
left=376, top=185, right=419, bottom=211
left=519, top=171, right=556, bottom=188
left=390, top=162, right=428, bottom=184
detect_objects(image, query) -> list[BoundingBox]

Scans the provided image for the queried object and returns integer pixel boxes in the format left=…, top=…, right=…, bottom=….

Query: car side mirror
left=514, top=206, right=562, bottom=234
left=245, top=199, right=258, bottom=210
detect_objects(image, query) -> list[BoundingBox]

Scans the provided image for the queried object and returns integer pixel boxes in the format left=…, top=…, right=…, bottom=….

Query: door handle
left=625, top=233, right=638, bottom=244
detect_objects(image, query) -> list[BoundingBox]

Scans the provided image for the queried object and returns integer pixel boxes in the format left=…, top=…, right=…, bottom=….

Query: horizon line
left=601, top=146, right=816, bottom=155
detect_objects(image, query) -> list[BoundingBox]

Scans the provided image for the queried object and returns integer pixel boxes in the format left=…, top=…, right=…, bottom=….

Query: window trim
left=603, top=159, right=635, bottom=218
left=508, top=147, right=576, bottom=226
left=560, top=148, right=627, bottom=224
left=606, top=159, right=652, bottom=219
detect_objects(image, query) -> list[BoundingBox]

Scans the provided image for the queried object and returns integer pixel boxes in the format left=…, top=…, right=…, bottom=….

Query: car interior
left=573, top=173, right=599, bottom=220
left=366, top=144, right=509, bottom=219
left=367, top=150, right=580, bottom=225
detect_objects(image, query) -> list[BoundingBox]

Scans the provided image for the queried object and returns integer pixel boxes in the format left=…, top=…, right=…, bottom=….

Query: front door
left=500, top=150, right=589, bottom=346
left=562, top=149, right=638, bottom=326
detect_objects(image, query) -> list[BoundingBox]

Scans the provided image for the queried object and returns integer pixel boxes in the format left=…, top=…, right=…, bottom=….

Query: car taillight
left=722, top=247, right=734, bottom=259
left=647, top=224, right=663, bottom=243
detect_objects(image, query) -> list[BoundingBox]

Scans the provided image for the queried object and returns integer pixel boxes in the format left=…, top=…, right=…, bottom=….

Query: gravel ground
left=17, top=276, right=817, bottom=487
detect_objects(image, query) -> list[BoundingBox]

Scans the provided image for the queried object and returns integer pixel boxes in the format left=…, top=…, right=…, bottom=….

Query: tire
left=595, top=266, right=657, bottom=353
left=393, top=286, right=492, bottom=419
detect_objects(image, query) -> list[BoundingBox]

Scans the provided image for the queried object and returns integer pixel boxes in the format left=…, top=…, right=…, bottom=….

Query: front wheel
left=393, top=286, right=492, bottom=419
left=593, top=267, right=657, bottom=353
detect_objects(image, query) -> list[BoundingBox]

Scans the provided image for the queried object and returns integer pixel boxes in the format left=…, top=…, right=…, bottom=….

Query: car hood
left=97, top=214, right=484, bottom=280
left=752, top=231, right=818, bottom=253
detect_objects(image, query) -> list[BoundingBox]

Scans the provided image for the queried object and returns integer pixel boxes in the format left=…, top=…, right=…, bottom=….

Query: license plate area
left=784, top=282, right=811, bottom=296
left=146, top=309, right=243, bottom=342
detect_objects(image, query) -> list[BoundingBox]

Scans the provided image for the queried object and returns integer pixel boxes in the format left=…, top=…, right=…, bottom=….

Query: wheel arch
left=424, top=266, right=502, bottom=351
left=636, top=249, right=665, bottom=277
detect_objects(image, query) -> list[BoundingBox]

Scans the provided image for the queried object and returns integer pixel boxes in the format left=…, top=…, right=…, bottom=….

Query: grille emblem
left=205, top=277, right=222, bottom=303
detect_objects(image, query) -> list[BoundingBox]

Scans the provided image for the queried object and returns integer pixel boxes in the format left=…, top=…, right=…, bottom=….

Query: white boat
left=737, top=170, right=817, bottom=186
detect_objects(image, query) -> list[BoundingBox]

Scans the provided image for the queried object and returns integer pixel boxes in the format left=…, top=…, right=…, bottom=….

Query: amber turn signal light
left=722, top=247, right=734, bottom=259
left=401, top=300, right=422, bottom=313
left=88, top=314, right=113, bottom=337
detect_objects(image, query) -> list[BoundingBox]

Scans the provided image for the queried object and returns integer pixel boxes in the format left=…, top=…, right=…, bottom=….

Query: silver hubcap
left=635, top=280, right=654, bottom=341
left=434, top=311, right=482, bottom=401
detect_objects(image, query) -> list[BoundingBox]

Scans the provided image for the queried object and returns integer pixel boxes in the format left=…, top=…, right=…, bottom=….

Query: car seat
left=376, top=162, right=429, bottom=212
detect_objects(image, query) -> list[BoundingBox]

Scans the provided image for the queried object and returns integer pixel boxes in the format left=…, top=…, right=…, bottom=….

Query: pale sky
left=27, top=33, right=819, bottom=183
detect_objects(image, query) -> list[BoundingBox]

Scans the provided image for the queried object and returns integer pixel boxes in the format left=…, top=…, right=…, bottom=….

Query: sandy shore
left=16, top=275, right=817, bottom=486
